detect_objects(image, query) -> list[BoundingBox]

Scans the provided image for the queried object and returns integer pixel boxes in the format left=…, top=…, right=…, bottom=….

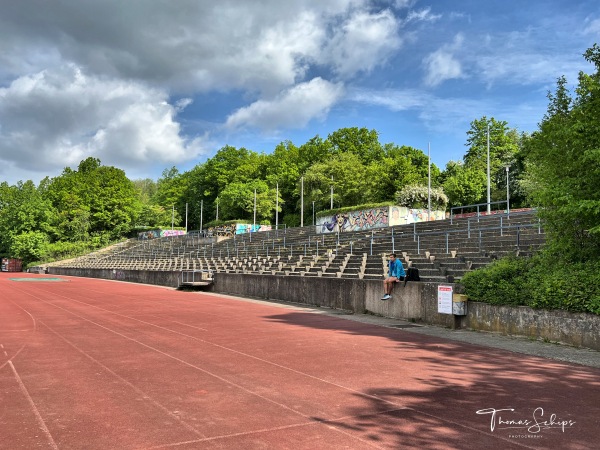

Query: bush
left=461, top=256, right=532, bottom=307
left=461, top=254, right=600, bottom=314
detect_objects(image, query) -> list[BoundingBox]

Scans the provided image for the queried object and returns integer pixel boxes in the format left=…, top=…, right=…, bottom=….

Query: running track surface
left=1, top=273, right=598, bottom=450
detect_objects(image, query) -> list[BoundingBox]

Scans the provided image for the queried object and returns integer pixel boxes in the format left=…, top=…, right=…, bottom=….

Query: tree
left=442, top=161, right=487, bottom=208
left=9, top=231, right=49, bottom=264
left=395, top=185, right=448, bottom=210
left=0, top=181, right=55, bottom=255
left=326, top=127, right=383, bottom=164
left=463, top=117, right=521, bottom=205
left=524, top=45, right=600, bottom=261
left=301, top=153, right=369, bottom=211
left=219, top=180, right=275, bottom=222
left=44, top=158, right=139, bottom=240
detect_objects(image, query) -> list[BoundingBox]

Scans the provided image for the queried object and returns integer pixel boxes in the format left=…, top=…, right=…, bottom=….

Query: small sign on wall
left=437, top=285, right=453, bottom=314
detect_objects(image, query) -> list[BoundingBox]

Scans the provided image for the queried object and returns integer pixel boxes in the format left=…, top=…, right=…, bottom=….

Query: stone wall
left=46, top=267, right=600, bottom=350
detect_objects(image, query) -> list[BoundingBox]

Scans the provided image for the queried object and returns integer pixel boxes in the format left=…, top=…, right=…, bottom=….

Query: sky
left=1, top=0, right=599, bottom=185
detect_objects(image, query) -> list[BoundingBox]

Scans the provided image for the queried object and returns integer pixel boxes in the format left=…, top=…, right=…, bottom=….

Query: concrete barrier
left=46, top=267, right=600, bottom=350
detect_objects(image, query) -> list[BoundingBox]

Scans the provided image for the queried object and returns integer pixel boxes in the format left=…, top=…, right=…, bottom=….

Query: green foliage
left=461, top=256, right=533, bottom=306
left=442, top=162, right=487, bottom=207
left=462, top=254, right=600, bottom=314
left=9, top=231, right=49, bottom=264
left=523, top=45, right=600, bottom=261
left=395, top=185, right=448, bottom=209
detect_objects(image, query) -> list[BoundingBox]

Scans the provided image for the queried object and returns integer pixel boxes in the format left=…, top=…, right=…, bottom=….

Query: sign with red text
left=437, top=285, right=453, bottom=314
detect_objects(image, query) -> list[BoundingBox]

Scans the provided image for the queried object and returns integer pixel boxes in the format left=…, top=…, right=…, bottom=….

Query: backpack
left=404, top=267, right=420, bottom=286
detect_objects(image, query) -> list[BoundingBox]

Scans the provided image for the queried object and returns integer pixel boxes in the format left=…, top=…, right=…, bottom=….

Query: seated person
left=382, top=253, right=406, bottom=300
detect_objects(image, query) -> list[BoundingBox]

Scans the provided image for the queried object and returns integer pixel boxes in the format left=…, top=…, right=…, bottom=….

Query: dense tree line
left=0, top=121, right=524, bottom=265
left=462, top=44, right=600, bottom=314
left=3, top=44, right=600, bottom=272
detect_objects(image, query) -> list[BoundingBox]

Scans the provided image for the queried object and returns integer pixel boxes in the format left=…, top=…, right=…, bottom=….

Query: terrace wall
left=47, top=267, right=600, bottom=351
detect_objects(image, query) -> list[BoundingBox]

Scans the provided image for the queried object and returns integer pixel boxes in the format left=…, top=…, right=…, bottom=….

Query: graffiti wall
left=317, top=207, right=389, bottom=234
left=318, top=206, right=446, bottom=233
left=205, top=223, right=273, bottom=238
left=235, top=224, right=272, bottom=234
left=138, top=229, right=186, bottom=239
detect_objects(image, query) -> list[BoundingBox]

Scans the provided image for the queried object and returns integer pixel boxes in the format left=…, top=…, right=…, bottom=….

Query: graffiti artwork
left=236, top=224, right=272, bottom=234
left=317, top=206, right=447, bottom=233
left=318, top=207, right=388, bottom=233
left=138, top=229, right=186, bottom=240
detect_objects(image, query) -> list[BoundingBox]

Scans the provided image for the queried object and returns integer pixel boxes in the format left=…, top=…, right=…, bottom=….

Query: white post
left=276, top=182, right=279, bottom=230
left=171, top=204, right=174, bottom=230
left=253, top=189, right=257, bottom=229
left=506, top=166, right=510, bottom=215
left=487, top=123, right=491, bottom=214
left=301, top=177, right=304, bottom=227
left=330, top=175, right=333, bottom=209
left=185, top=202, right=188, bottom=232
left=428, top=142, right=431, bottom=221
left=216, top=197, right=219, bottom=221
left=200, top=199, right=203, bottom=231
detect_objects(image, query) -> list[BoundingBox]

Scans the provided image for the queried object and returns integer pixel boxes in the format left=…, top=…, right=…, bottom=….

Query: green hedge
left=461, top=255, right=600, bottom=314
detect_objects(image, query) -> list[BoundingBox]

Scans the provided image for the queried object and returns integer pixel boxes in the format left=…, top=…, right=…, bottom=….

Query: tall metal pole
left=300, top=177, right=304, bottom=227
left=312, top=201, right=315, bottom=226
left=330, top=175, right=333, bottom=209
left=200, top=199, right=203, bottom=231
left=171, top=204, right=174, bottom=230
left=428, top=142, right=431, bottom=222
left=253, top=189, right=257, bottom=229
left=275, top=182, right=279, bottom=230
left=216, top=197, right=219, bottom=221
left=185, top=202, right=188, bottom=232
left=506, top=166, right=510, bottom=215
left=487, top=123, right=491, bottom=214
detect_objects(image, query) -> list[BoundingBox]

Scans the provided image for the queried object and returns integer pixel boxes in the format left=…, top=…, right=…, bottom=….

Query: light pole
left=506, top=166, right=510, bottom=216
left=312, top=201, right=315, bottom=226
left=253, top=188, right=257, bottom=229
left=487, top=123, right=491, bottom=214
left=428, top=142, right=431, bottom=221
left=275, top=182, right=279, bottom=230
left=330, top=175, right=333, bottom=209
left=300, top=177, right=304, bottom=227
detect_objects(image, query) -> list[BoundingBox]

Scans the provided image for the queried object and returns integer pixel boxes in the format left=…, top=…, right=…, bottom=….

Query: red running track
left=1, top=272, right=598, bottom=449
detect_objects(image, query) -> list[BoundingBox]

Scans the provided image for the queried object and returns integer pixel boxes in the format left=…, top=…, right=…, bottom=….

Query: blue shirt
left=388, top=259, right=406, bottom=279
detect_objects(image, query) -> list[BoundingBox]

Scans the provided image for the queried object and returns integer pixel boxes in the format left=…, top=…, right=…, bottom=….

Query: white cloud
left=349, top=87, right=427, bottom=111
left=0, top=0, right=403, bottom=95
left=583, top=17, right=600, bottom=35
left=322, top=9, right=402, bottom=78
left=406, top=7, right=441, bottom=23
left=423, top=34, right=465, bottom=87
left=225, top=78, right=345, bottom=130
left=0, top=64, right=207, bottom=178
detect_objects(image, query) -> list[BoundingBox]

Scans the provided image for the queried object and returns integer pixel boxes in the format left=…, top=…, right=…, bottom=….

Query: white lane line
left=0, top=300, right=38, bottom=372
left=9, top=361, right=59, bottom=450
left=37, top=319, right=207, bottom=439
left=17, top=289, right=536, bottom=450
left=145, top=407, right=411, bottom=449
left=16, top=292, right=385, bottom=450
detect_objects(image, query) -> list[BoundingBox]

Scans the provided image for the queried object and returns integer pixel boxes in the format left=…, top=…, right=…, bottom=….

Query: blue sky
left=1, top=0, right=599, bottom=185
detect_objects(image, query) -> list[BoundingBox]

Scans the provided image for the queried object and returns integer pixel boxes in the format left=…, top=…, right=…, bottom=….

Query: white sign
left=438, top=285, right=453, bottom=314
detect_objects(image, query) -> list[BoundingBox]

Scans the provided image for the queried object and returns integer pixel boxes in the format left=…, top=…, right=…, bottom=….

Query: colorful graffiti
left=205, top=223, right=273, bottom=237
left=235, top=224, right=272, bottom=234
left=318, top=207, right=388, bottom=233
left=138, top=229, right=186, bottom=239
left=317, top=206, right=447, bottom=233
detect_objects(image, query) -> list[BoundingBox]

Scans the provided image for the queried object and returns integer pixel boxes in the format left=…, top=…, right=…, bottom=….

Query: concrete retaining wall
left=46, top=267, right=600, bottom=350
